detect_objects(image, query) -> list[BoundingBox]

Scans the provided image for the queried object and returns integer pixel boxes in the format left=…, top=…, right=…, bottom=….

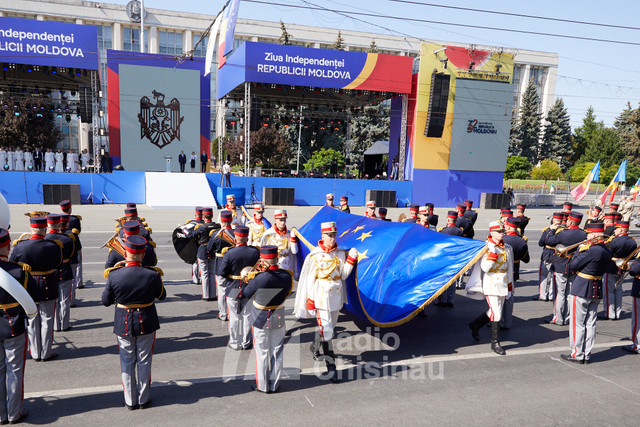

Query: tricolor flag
left=218, top=0, right=241, bottom=69
left=203, top=10, right=224, bottom=76
left=600, top=159, right=627, bottom=205
left=631, top=177, right=640, bottom=201
left=571, top=160, right=600, bottom=202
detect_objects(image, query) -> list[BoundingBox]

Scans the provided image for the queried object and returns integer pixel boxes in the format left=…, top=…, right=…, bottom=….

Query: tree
left=304, top=147, right=345, bottom=173
left=504, top=156, right=532, bottom=179
left=580, top=127, right=624, bottom=169
left=222, top=128, right=290, bottom=169
left=530, top=159, right=562, bottom=181
left=349, top=104, right=390, bottom=161
left=0, top=99, right=62, bottom=150
left=615, top=102, right=640, bottom=167
left=507, top=112, right=522, bottom=156
left=567, top=161, right=598, bottom=183
left=571, top=106, right=603, bottom=165
left=333, top=31, right=345, bottom=51
left=278, top=20, right=293, bottom=45
left=541, top=98, right=572, bottom=171
left=514, top=79, right=541, bottom=164
left=368, top=40, right=378, bottom=53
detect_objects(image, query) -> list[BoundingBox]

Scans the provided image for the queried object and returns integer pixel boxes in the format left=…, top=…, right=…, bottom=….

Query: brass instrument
left=554, top=238, right=592, bottom=258
left=240, top=259, right=269, bottom=283
left=218, top=228, right=236, bottom=246
left=615, top=246, right=640, bottom=270
left=102, top=233, right=126, bottom=258
left=24, top=211, right=50, bottom=218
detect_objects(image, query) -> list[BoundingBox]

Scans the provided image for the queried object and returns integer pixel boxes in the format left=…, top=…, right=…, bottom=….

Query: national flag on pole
left=571, top=160, right=600, bottom=202
left=600, top=159, right=627, bottom=205
left=217, top=0, right=241, bottom=69
left=631, top=177, right=640, bottom=201
left=203, top=11, right=224, bottom=76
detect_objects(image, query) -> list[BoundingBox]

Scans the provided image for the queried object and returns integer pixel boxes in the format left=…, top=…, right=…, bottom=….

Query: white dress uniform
left=80, top=151, right=91, bottom=169
left=68, top=152, right=79, bottom=172
left=44, top=151, right=55, bottom=172
left=54, top=152, right=64, bottom=172
left=13, top=150, right=24, bottom=171
left=23, top=151, right=33, bottom=171
left=260, top=227, right=298, bottom=273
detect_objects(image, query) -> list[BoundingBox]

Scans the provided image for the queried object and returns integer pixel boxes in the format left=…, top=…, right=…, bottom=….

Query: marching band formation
left=1, top=194, right=640, bottom=421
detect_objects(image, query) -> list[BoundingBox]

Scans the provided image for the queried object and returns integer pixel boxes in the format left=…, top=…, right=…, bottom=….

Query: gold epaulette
left=605, top=235, right=615, bottom=244
left=437, top=226, right=444, bottom=232
left=542, top=226, right=549, bottom=232
left=145, top=266, right=164, bottom=276
left=71, top=228, right=80, bottom=235
left=220, top=246, right=231, bottom=256
left=185, top=219, right=193, bottom=224
left=139, top=217, right=147, bottom=222
left=145, top=227, right=152, bottom=234
left=116, top=216, right=127, bottom=224
left=12, top=233, right=30, bottom=246
left=149, top=241, right=156, bottom=248
left=75, top=215, right=83, bottom=221
left=522, top=235, right=529, bottom=242
left=104, top=262, right=125, bottom=278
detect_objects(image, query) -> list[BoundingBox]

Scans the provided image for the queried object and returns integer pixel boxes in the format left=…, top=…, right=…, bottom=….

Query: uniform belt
left=577, top=272, right=602, bottom=280
left=31, top=269, right=56, bottom=276
left=216, top=253, right=225, bottom=258
left=0, top=302, right=20, bottom=309
left=545, top=245, right=555, bottom=250
left=62, top=259, right=70, bottom=263
left=117, top=302, right=154, bottom=309
left=514, top=260, right=520, bottom=263
left=253, top=301, right=284, bottom=310
left=228, top=275, right=243, bottom=280
left=488, top=268, right=508, bottom=273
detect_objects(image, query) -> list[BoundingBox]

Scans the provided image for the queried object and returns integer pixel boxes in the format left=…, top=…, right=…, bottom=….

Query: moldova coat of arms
left=138, top=90, right=184, bottom=149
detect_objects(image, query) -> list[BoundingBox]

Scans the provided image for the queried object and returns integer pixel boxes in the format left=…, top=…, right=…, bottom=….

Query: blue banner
left=0, top=17, right=99, bottom=70
left=295, top=206, right=486, bottom=326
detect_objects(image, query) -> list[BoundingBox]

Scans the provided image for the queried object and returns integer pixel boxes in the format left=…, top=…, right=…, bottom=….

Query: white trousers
left=485, top=295, right=505, bottom=322
left=316, top=309, right=340, bottom=341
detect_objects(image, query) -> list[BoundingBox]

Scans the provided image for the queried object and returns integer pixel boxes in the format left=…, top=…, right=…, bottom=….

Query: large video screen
left=448, top=79, right=512, bottom=172
left=119, top=64, right=201, bottom=172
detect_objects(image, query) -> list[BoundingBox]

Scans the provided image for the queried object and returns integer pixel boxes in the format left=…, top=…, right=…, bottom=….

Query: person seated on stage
left=378, top=208, right=391, bottom=221
left=218, top=194, right=244, bottom=227
left=365, top=201, right=377, bottom=218
left=339, top=196, right=350, bottom=213
left=106, top=221, right=157, bottom=269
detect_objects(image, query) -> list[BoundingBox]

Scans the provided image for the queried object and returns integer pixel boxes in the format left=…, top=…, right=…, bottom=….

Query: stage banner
left=295, top=206, right=486, bottom=326
left=218, top=41, right=413, bottom=98
left=0, top=16, right=98, bottom=70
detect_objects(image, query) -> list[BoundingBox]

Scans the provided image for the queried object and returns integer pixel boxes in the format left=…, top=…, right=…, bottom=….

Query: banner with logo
left=0, top=16, right=98, bottom=70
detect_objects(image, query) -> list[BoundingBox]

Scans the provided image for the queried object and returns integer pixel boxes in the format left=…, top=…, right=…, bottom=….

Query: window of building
left=122, top=27, right=148, bottom=52
left=96, top=25, right=112, bottom=51
left=159, top=30, right=183, bottom=55
left=193, top=33, right=208, bottom=57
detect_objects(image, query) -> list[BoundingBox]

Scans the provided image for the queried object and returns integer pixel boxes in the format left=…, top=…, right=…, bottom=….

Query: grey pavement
left=5, top=203, right=640, bottom=426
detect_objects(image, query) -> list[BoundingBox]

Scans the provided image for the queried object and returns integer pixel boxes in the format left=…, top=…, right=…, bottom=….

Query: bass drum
left=0, top=193, right=9, bottom=229
left=172, top=224, right=198, bottom=264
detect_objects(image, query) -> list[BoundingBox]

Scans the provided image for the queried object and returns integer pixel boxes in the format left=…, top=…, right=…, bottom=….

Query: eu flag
left=295, top=206, right=486, bottom=326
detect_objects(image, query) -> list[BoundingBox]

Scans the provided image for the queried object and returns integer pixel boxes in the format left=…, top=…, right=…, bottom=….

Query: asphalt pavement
left=5, top=203, right=639, bottom=426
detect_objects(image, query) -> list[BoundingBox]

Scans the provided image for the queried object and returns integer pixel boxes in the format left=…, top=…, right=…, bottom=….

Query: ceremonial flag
left=203, top=10, right=224, bottom=76
left=218, top=0, right=241, bottom=69
left=571, top=160, right=600, bottom=202
left=600, top=159, right=627, bottom=205
left=294, top=206, right=486, bottom=326
left=632, top=177, right=640, bottom=201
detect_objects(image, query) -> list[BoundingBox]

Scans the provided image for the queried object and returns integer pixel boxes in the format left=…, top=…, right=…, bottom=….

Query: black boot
left=309, top=332, right=321, bottom=361
left=490, top=322, right=506, bottom=355
left=321, top=341, right=340, bottom=383
left=469, top=313, right=490, bottom=342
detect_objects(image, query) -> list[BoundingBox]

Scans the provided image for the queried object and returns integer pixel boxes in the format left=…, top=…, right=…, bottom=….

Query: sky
left=104, top=0, right=640, bottom=130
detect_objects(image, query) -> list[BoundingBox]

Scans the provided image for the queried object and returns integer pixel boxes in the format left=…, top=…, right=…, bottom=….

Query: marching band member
left=365, top=200, right=377, bottom=218
left=295, top=221, right=357, bottom=382
left=187, top=207, right=204, bottom=284
left=241, top=245, right=293, bottom=393
left=562, top=222, right=611, bottom=364
left=468, top=221, right=513, bottom=355
left=247, top=203, right=271, bottom=247
left=102, top=235, right=166, bottom=409
left=221, top=226, right=259, bottom=350
left=403, top=204, right=419, bottom=223
left=426, top=203, right=438, bottom=228
left=190, top=208, right=218, bottom=302
left=534, top=212, right=563, bottom=301
left=378, top=208, right=391, bottom=221
left=418, top=206, right=430, bottom=228
left=105, top=221, right=157, bottom=269
left=600, top=221, right=636, bottom=320
left=339, top=196, right=350, bottom=213
left=625, top=252, right=640, bottom=354
left=217, top=194, right=244, bottom=227
left=603, top=213, right=616, bottom=236
left=207, top=211, right=235, bottom=321
left=260, top=210, right=298, bottom=274
left=455, top=203, right=474, bottom=238
left=545, top=212, right=586, bottom=326
left=44, top=214, right=75, bottom=333
left=463, top=200, right=477, bottom=225
left=501, top=216, right=530, bottom=330
left=59, top=200, right=83, bottom=292
left=514, top=204, right=529, bottom=235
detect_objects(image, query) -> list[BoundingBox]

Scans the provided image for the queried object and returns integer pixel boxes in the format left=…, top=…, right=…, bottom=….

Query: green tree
left=567, top=161, right=598, bottom=183
left=368, top=40, right=378, bottom=53
left=580, top=127, right=624, bottom=169
left=541, top=98, right=572, bottom=171
left=304, top=147, right=345, bottom=173
left=222, top=128, right=291, bottom=169
left=530, top=159, right=562, bottom=181
left=571, top=106, right=603, bottom=165
left=0, top=99, right=62, bottom=150
left=278, top=20, right=293, bottom=45
left=507, top=111, right=522, bottom=156
left=504, top=155, right=532, bottom=179
left=615, top=102, right=640, bottom=167
left=349, top=104, right=390, bottom=161
left=333, top=31, right=345, bottom=51
left=515, top=79, right=541, bottom=164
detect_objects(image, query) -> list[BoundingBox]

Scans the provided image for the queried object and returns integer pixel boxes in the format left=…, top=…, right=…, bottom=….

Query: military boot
left=321, top=340, right=340, bottom=383
left=468, top=313, right=490, bottom=341
left=309, top=332, right=321, bottom=361
left=490, top=321, right=506, bottom=355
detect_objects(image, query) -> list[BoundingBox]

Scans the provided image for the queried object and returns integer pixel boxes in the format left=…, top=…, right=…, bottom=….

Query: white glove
left=290, top=229, right=297, bottom=238
left=348, top=247, right=358, bottom=259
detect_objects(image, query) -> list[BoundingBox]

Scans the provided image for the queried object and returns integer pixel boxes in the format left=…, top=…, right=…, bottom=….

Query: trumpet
left=102, top=232, right=126, bottom=258
left=240, top=259, right=270, bottom=283
left=24, top=211, right=50, bottom=218
left=554, top=238, right=593, bottom=258
left=614, top=246, right=640, bottom=270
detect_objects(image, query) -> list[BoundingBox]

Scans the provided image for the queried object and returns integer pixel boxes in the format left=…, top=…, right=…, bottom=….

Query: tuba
left=102, top=232, right=126, bottom=258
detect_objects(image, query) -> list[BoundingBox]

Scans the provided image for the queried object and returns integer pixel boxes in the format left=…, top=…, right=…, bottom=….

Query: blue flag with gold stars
left=295, top=206, right=486, bottom=326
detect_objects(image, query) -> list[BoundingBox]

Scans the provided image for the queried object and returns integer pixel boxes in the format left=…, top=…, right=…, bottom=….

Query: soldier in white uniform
left=260, top=210, right=298, bottom=274
left=217, top=194, right=245, bottom=227
left=295, top=221, right=357, bottom=382
left=467, top=221, right=513, bottom=355
left=247, top=203, right=271, bottom=247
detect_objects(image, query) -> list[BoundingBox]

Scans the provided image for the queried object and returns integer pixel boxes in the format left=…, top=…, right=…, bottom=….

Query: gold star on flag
left=351, top=225, right=365, bottom=234
left=357, top=249, right=369, bottom=262
left=356, top=231, right=373, bottom=242
left=339, top=229, right=350, bottom=238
